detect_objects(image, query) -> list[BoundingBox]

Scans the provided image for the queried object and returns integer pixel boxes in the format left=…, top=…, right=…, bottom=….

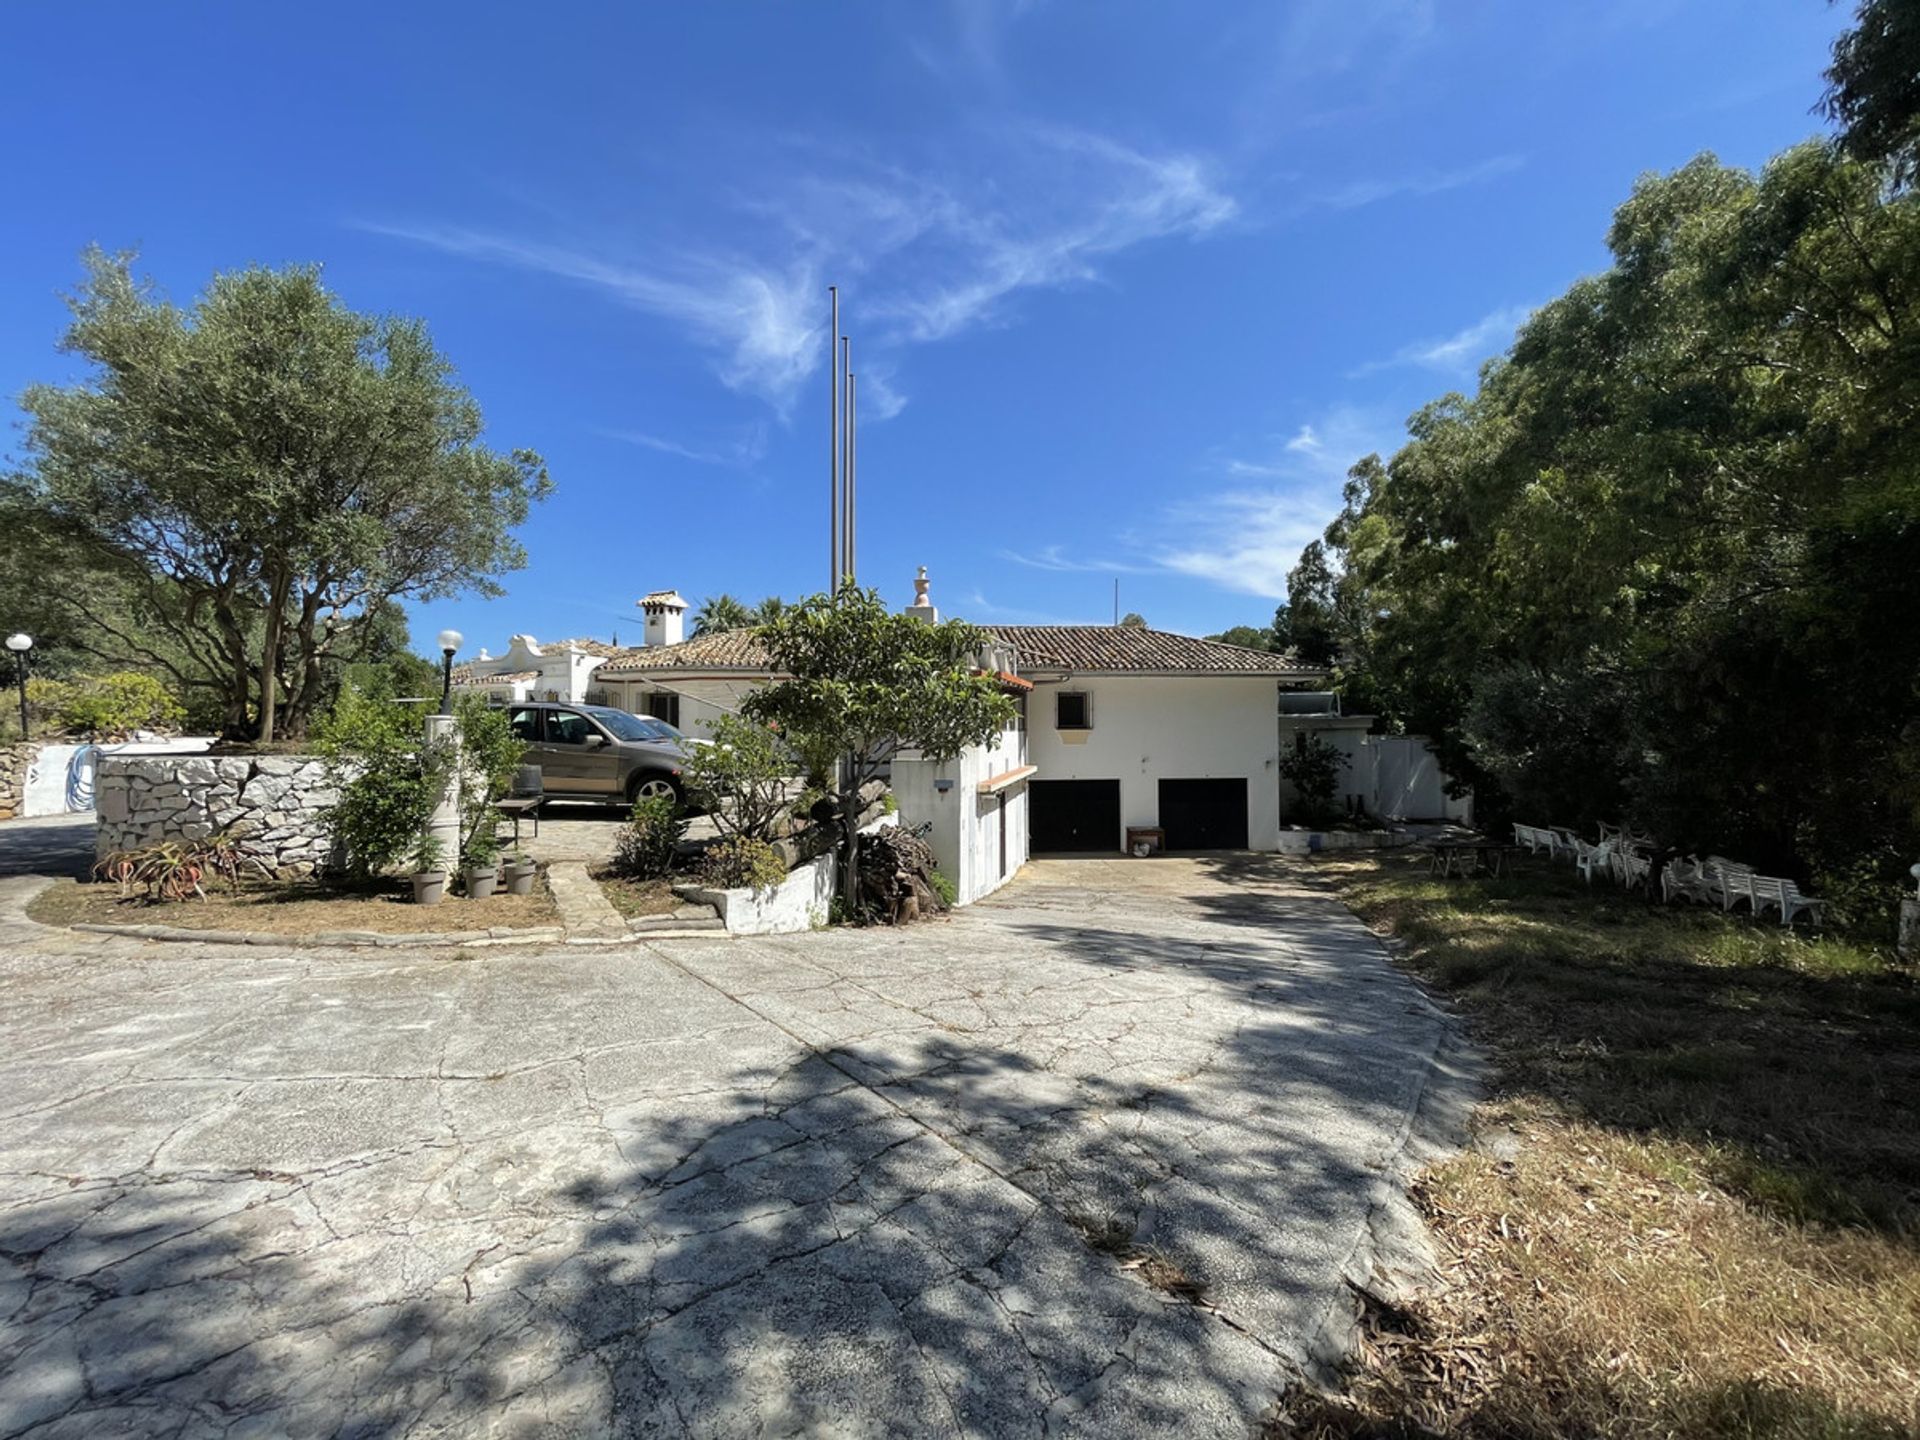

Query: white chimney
left=637, top=590, right=688, bottom=648
left=905, top=565, right=939, bottom=625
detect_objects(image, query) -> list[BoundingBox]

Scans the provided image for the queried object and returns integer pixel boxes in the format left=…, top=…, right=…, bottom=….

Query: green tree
left=683, top=714, right=795, bottom=844
left=743, top=587, right=1016, bottom=913
left=11, top=249, right=550, bottom=741
left=1288, top=141, right=1920, bottom=915
left=1206, top=625, right=1276, bottom=651
left=1824, top=0, right=1920, bottom=187
left=691, top=594, right=754, bottom=635
left=1118, top=611, right=1147, bottom=628
left=751, top=596, right=790, bottom=625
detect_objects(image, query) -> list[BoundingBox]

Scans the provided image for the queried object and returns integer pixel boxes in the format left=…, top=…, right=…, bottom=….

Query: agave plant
left=90, top=831, right=264, bottom=903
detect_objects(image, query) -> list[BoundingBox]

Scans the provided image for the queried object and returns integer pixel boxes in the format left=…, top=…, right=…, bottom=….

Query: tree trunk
left=257, top=569, right=290, bottom=744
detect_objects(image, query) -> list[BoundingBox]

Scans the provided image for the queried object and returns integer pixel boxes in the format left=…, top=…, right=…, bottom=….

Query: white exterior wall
left=1277, top=716, right=1375, bottom=822
left=598, top=676, right=766, bottom=737
left=1025, top=676, right=1284, bottom=851
left=893, top=708, right=1029, bottom=905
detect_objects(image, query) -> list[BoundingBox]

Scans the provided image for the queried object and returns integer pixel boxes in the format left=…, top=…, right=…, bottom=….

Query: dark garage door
left=1158, top=778, right=1249, bottom=851
left=1030, top=779, right=1121, bottom=853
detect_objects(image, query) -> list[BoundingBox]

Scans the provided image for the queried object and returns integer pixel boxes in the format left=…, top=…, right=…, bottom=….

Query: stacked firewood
left=855, top=824, right=948, bottom=924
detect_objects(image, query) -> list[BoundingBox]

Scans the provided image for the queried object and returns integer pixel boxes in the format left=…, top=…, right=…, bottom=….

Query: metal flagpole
left=840, top=335, right=852, bottom=588
left=847, top=370, right=857, bottom=585
left=828, top=287, right=840, bottom=595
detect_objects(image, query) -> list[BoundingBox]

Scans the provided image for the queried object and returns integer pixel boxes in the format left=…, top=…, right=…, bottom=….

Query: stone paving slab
left=0, top=854, right=1469, bottom=1438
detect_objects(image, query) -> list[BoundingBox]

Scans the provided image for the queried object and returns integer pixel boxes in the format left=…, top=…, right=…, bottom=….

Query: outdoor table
left=1427, top=841, right=1521, bottom=879
left=495, top=796, right=541, bottom=847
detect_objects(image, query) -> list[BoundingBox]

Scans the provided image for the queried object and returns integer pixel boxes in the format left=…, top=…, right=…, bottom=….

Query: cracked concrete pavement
left=0, top=847, right=1469, bottom=1438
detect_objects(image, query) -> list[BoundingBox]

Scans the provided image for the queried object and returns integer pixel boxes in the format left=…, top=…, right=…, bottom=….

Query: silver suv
left=502, top=701, right=692, bottom=805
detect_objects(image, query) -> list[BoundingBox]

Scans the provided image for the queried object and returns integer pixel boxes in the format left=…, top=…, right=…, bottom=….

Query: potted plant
left=463, top=828, right=501, bottom=899
left=502, top=849, right=538, bottom=897
left=410, top=834, right=448, bottom=906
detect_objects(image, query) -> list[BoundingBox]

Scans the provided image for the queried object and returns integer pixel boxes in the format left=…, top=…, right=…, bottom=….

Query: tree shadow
left=0, top=878, right=1466, bottom=1435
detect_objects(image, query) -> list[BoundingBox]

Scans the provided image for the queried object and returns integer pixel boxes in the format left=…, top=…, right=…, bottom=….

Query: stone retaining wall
left=0, top=742, right=36, bottom=820
left=96, top=754, right=345, bottom=878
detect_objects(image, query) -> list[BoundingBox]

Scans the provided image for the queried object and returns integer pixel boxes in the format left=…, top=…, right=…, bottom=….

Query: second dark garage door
left=1158, top=778, right=1249, bottom=851
left=1030, top=779, right=1121, bottom=853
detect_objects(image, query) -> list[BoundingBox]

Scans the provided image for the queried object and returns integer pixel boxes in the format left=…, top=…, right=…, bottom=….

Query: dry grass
left=29, top=873, right=560, bottom=935
left=589, top=869, right=681, bottom=919
left=1273, top=854, right=1920, bottom=1440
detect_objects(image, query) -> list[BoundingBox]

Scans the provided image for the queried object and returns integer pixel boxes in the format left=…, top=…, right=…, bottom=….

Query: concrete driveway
left=0, top=852, right=1465, bottom=1438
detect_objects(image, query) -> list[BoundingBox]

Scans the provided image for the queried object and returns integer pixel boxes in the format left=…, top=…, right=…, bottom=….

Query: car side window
left=507, top=708, right=542, bottom=743
left=547, top=710, right=597, bottom=746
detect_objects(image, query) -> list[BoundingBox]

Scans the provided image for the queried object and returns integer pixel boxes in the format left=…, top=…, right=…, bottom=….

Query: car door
left=541, top=707, right=621, bottom=797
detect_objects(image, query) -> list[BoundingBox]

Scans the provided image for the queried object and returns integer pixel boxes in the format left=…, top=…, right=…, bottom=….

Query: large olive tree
left=12, top=249, right=550, bottom=739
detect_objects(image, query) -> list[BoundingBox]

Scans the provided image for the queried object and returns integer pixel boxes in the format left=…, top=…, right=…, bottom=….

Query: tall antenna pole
left=1113, top=578, right=1119, bottom=625
left=828, top=287, right=840, bottom=595
left=840, top=335, right=852, bottom=588
left=847, top=370, right=858, bottom=585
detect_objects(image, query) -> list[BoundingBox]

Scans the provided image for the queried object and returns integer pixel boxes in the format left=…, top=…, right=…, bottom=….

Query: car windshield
left=634, top=716, right=686, bottom=740
left=591, top=708, right=666, bottom=743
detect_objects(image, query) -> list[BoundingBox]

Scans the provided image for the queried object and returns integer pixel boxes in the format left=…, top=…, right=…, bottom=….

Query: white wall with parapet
left=893, top=706, right=1029, bottom=905
left=1024, top=675, right=1285, bottom=851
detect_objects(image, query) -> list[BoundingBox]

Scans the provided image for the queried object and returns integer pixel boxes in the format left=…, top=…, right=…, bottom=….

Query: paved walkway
left=0, top=855, right=1467, bottom=1438
left=0, top=813, right=93, bottom=879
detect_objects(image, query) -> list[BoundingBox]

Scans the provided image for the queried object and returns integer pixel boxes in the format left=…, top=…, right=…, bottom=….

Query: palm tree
left=751, top=596, right=788, bottom=625
left=691, top=594, right=753, bottom=635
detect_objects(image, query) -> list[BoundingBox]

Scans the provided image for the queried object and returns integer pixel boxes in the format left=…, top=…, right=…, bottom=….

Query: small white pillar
left=424, top=712, right=461, bottom=871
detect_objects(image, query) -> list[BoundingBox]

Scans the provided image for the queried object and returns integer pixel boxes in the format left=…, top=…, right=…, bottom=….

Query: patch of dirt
left=29, top=874, right=559, bottom=935
left=590, top=868, right=682, bottom=919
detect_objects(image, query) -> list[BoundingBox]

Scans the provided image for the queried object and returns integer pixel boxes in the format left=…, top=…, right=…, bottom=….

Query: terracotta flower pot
left=465, top=864, right=500, bottom=900
left=411, top=870, right=447, bottom=906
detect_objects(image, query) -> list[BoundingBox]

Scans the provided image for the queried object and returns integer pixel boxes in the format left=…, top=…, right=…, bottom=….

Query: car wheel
left=629, top=773, right=682, bottom=806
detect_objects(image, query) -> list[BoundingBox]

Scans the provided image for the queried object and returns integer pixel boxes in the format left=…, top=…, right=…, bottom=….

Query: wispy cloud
left=357, top=221, right=822, bottom=414
left=998, top=544, right=1156, bottom=575
left=1158, top=406, right=1401, bottom=598
left=1311, top=153, right=1524, bottom=212
left=363, top=135, right=1490, bottom=431
left=959, top=587, right=1091, bottom=625
left=1349, top=301, right=1535, bottom=378
left=359, top=125, right=1233, bottom=418
left=605, top=422, right=769, bottom=469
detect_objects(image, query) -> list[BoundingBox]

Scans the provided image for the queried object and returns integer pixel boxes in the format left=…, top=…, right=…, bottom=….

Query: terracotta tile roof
left=984, top=625, right=1325, bottom=677
left=452, top=668, right=538, bottom=685
left=595, top=629, right=774, bottom=674
left=550, top=637, right=621, bottom=657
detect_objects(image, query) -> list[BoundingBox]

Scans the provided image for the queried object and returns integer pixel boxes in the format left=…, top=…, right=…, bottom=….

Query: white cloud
left=359, top=124, right=1234, bottom=417
left=1349, top=301, right=1535, bottom=378
left=606, top=422, right=768, bottom=469
left=1311, top=154, right=1524, bottom=213
left=358, top=222, right=822, bottom=414
left=1158, top=406, right=1400, bottom=598
left=998, top=544, right=1156, bottom=575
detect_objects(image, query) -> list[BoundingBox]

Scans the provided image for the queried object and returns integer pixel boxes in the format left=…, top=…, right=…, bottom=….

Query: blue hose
left=66, top=743, right=97, bottom=812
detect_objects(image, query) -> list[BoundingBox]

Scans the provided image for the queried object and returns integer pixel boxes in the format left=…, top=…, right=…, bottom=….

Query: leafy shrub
left=315, top=689, right=446, bottom=881
left=696, top=835, right=787, bottom=891
left=1279, top=734, right=1352, bottom=828
left=31, top=672, right=184, bottom=738
left=928, top=870, right=957, bottom=907
left=683, top=715, right=795, bottom=843
left=451, top=694, right=524, bottom=864
left=612, top=795, right=686, bottom=880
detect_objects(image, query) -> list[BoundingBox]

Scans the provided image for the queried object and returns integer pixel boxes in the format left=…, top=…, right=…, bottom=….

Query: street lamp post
left=437, top=630, right=463, bottom=716
left=4, top=634, right=31, bottom=739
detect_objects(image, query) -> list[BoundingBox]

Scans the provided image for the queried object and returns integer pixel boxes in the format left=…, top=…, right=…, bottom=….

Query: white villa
left=452, top=572, right=1465, bottom=904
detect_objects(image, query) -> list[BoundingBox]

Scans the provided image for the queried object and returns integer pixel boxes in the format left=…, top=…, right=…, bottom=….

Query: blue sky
left=0, top=1, right=1850, bottom=651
